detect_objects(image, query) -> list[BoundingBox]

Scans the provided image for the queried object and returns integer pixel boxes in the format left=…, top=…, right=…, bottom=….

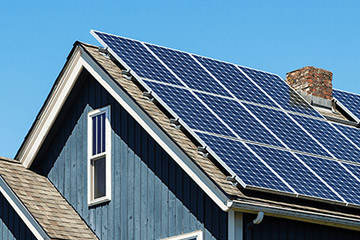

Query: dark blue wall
left=243, top=213, right=360, bottom=240
left=32, top=70, right=228, bottom=240
left=0, top=193, right=36, bottom=240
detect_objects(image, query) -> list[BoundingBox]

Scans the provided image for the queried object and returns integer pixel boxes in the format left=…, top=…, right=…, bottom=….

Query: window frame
left=87, top=106, right=111, bottom=206
left=161, top=231, right=203, bottom=240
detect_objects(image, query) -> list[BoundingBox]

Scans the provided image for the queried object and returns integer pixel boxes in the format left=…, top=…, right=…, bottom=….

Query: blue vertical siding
left=243, top=213, right=360, bottom=240
left=0, top=193, right=36, bottom=240
left=32, top=71, right=228, bottom=240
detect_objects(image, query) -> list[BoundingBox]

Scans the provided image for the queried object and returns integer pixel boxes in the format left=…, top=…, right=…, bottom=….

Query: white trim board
left=161, top=230, right=203, bottom=240
left=17, top=47, right=83, bottom=168
left=0, top=176, right=49, bottom=240
left=16, top=43, right=230, bottom=211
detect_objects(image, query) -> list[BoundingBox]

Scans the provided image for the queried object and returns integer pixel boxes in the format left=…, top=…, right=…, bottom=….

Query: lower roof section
left=0, top=157, right=97, bottom=240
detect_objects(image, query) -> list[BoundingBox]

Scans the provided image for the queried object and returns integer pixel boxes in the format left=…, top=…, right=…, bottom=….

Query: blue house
left=0, top=31, right=360, bottom=239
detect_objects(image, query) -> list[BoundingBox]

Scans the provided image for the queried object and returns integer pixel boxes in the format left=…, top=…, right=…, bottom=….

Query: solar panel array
left=91, top=30, right=360, bottom=208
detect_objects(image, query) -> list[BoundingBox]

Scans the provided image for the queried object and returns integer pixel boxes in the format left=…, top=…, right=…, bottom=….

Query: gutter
left=227, top=199, right=360, bottom=231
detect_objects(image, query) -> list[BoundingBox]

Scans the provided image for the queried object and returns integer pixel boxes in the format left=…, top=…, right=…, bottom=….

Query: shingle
left=0, top=158, right=97, bottom=240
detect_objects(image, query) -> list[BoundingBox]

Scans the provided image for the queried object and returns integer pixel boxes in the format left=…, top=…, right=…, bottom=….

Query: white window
left=88, top=106, right=111, bottom=206
left=161, top=231, right=203, bottom=240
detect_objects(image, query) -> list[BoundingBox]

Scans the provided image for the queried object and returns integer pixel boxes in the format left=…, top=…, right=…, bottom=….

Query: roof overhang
left=229, top=199, right=360, bottom=231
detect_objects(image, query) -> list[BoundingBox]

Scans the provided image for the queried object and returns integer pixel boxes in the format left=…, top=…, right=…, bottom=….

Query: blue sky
left=1, top=0, right=359, bottom=158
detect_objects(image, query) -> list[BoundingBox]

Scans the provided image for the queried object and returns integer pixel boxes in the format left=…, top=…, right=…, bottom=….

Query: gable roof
left=15, top=40, right=360, bottom=231
left=0, top=156, right=97, bottom=240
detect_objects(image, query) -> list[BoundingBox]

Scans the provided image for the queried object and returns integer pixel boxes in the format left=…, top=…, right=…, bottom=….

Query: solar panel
left=196, top=92, right=283, bottom=147
left=196, top=132, right=292, bottom=193
left=333, top=123, right=360, bottom=148
left=333, top=89, right=360, bottom=121
left=145, top=43, right=232, bottom=97
left=91, top=30, right=360, bottom=207
left=244, top=103, right=331, bottom=157
left=248, top=144, right=342, bottom=202
left=144, top=80, right=235, bottom=137
left=291, top=114, right=360, bottom=163
left=193, top=55, right=277, bottom=106
left=239, top=66, right=322, bottom=118
left=298, top=154, right=360, bottom=205
left=92, top=31, right=183, bottom=86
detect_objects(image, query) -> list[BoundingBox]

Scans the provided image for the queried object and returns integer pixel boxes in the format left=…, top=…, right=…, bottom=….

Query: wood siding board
left=102, top=205, right=108, bottom=240
left=154, top=144, right=162, bottom=239
left=8, top=204, right=13, bottom=240
left=120, top=139, right=128, bottom=240
left=0, top=193, right=3, bottom=238
left=76, top=98, right=83, bottom=214
left=134, top=154, right=141, bottom=240
left=114, top=126, right=121, bottom=239
left=147, top=137, right=155, bottom=240
left=183, top=172, right=191, bottom=234
left=3, top=192, right=8, bottom=240
left=70, top=107, right=77, bottom=207
left=161, top=152, right=169, bottom=238
left=140, top=159, right=148, bottom=240
left=127, top=144, right=135, bottom=239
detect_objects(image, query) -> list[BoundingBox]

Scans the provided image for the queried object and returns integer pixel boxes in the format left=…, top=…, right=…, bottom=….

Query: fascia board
left=0, top=176, right=49, bottom=240
left=18, top=46, right=83, bottom=168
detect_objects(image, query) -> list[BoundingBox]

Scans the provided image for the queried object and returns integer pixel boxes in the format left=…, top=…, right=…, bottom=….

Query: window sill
left=88, top=196, right=111, bottom=207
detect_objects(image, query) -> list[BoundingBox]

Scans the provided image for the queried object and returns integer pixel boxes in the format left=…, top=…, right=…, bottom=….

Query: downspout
left=245, top=212, right=264, bottom=240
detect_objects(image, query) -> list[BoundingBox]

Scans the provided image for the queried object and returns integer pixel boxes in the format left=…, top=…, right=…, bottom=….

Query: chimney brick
left=286, top=66, right=333, bottom=100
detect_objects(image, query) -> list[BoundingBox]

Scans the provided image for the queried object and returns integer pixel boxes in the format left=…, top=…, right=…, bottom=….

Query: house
left=0, top=30, right=359, bottom=239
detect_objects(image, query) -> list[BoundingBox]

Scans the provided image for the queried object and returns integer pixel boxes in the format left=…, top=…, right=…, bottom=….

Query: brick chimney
left=286, top=66, right=333, bottom=108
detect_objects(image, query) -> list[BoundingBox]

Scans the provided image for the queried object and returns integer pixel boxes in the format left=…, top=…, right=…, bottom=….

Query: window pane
left=101, top=113, right=106, bottom=153
left=92, top=112, right=106, bottom=155
left=93, top=157, right=106, bottom=199
left=92, top=116, right=96, bottom=155
left=97, top=114, right=102, bottom=154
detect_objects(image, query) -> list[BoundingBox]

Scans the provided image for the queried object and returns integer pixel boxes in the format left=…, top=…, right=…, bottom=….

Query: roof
left=79, top=43, right=360, bottom=230
left=0, top=156, right=97, bottom=240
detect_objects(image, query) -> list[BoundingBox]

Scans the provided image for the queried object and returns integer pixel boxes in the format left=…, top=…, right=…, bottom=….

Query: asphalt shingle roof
left=0, top=157, right=97, bottom=240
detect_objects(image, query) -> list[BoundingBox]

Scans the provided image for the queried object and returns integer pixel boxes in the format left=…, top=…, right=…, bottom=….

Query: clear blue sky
left=1, top=1, right=359, bottom=158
